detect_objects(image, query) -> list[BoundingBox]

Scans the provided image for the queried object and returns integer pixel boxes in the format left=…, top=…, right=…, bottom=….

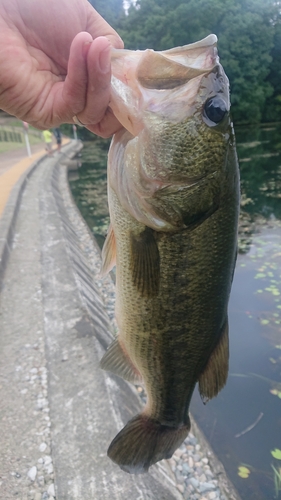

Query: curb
left=0, top=154, right=46, bottom=287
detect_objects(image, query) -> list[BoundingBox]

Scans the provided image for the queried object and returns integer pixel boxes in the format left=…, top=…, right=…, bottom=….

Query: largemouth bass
left=100, top=34, right=239, bottom=474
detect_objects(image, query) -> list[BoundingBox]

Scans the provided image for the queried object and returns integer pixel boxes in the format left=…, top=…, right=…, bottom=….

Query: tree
left=88, top=0, right=124, bottom=28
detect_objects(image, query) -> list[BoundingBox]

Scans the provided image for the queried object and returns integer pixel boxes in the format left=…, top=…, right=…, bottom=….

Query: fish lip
left=109, top=34, right=223, bottom=134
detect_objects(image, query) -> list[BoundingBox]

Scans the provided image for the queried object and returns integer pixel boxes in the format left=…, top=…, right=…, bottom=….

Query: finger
left=75, top=36, right=112, bottom=126
left=86, top=108, right=123, bottom=138
left=61, top=31, right=93, bottom=117
left=85, top=2, right=124, bottom=50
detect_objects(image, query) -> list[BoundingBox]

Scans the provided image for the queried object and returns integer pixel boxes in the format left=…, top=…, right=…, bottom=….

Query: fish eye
left=203, top=96, right=227, bottom=125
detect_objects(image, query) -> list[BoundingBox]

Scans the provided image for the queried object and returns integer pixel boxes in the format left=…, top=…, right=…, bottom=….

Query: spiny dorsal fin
left=130, top=227, right=160, bottom=298
left=100, top=224, right=116, bottom=277
left=100, top=338, right=142, bottom=384
left=198, top=319, right=229, bottom=402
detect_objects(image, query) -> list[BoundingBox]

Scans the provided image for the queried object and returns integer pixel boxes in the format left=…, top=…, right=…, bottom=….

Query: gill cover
left=107, top=35, right=230, bottom=232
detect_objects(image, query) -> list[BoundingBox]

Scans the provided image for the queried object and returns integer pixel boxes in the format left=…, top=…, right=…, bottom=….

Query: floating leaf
left=271, top=449, right=281, bottom=460
left=270, top=358, right=277, bottom=364
left=238, top=466, right=251, bottom=478
left=255, top=273, right=266, bottom=279
left=261, top=319, right=269, bottom=325
left=270, top=389, right=279, bottom=395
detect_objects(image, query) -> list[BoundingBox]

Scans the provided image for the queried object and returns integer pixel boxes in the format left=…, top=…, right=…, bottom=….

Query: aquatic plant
left=238, top=465, right=251, bottom=479
left=271, top=464, right=281, bottom=498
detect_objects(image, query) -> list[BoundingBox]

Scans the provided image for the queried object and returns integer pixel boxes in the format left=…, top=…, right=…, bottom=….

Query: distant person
left=42, top=130, right=53, bottom=156
left=53, top=128, right=62, bottom=153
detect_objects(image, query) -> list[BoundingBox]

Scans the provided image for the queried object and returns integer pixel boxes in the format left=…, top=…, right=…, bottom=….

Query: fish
left=100, top=34, right=240, bottom=474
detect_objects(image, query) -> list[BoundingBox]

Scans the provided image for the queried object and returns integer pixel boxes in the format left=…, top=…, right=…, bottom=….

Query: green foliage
left=238, top=465, right=251, bottom=478
left=88, top=0, right=124, bottom=28
left=114, top=0, right=281, bottom=125
left=271, top=449, right=281, bottom=460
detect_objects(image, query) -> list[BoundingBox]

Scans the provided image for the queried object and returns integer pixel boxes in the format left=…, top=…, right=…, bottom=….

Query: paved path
left=0, top=139, right=69, bottom=217
left=0, top=143, right=45, bottom=176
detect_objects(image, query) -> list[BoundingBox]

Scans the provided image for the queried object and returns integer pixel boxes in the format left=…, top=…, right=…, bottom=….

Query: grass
left=0, top=141, right=26, bottom=154
left=0, top=133, right=43, bottom=155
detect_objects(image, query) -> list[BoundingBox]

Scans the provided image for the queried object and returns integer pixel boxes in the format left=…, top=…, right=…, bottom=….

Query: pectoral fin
left=100, top=338, right=142, bottom=384
left=100, top=224, right=116, bottom=277
left=198, top=319, right=229, bottom=402
left=130, top=227, right=160, bottom=297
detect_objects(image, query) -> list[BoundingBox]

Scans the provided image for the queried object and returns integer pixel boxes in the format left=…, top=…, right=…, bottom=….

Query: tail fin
left=108, top=414, right=190, bottom=474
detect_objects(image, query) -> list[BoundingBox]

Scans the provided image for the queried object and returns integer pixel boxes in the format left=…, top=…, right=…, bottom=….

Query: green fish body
left=100, top=34, right=240, bottom=474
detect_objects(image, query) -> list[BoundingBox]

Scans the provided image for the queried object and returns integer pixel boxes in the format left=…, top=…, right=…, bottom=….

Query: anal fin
left=100, top=223, right=116, bottom=277
left=100, top=338, right=142, bottom=384
left=198, top=319, right=229, bottom=402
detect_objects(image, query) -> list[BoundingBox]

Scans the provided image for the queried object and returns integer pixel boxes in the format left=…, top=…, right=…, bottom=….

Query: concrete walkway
left=0, top=139, right=70, bottom=216
left=0, top=142, right=183, bottom=500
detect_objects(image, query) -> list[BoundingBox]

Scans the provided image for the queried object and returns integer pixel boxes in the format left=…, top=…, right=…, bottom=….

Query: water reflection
left=69, top=139, right=110, bottom=248
left=237, top=125, right=281, bottom=221
left=237, top=124, right=281, bottom=255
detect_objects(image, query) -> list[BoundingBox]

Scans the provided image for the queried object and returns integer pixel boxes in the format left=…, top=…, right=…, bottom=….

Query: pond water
left=69, top=124, right=281, bottom=500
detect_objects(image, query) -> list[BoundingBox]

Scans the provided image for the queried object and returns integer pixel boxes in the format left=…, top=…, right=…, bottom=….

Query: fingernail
left=98, top=45, right=111, bottom=74
left=82, top=39, right=93, bottom=58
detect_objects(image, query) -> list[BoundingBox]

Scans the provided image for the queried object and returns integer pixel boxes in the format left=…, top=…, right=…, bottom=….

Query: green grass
left=0, top=141, right=26, bottom=154
left=0, top=134, right=43, bottom=154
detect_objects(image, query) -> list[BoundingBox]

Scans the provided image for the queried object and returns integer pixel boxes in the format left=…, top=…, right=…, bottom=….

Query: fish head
left=109, top=36, right=237, bottom=231
left=110, top=35, right=233, bottom=183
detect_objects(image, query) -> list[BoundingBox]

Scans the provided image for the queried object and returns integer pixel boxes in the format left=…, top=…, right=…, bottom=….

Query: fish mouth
left=109, top=34, right=221, bottom=135
left=136, top=35, right=218, bottom=90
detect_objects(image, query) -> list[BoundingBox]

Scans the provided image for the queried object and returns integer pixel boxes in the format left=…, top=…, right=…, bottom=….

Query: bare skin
left=0, top=0, right=124, bottom=137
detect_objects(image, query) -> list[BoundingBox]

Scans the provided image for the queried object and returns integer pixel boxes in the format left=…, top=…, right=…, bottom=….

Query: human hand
left=0, top=0, right=124, bottom=137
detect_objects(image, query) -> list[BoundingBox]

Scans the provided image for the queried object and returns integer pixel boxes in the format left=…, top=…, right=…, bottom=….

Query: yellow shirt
left=42, top=130, right=53, bottom=143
